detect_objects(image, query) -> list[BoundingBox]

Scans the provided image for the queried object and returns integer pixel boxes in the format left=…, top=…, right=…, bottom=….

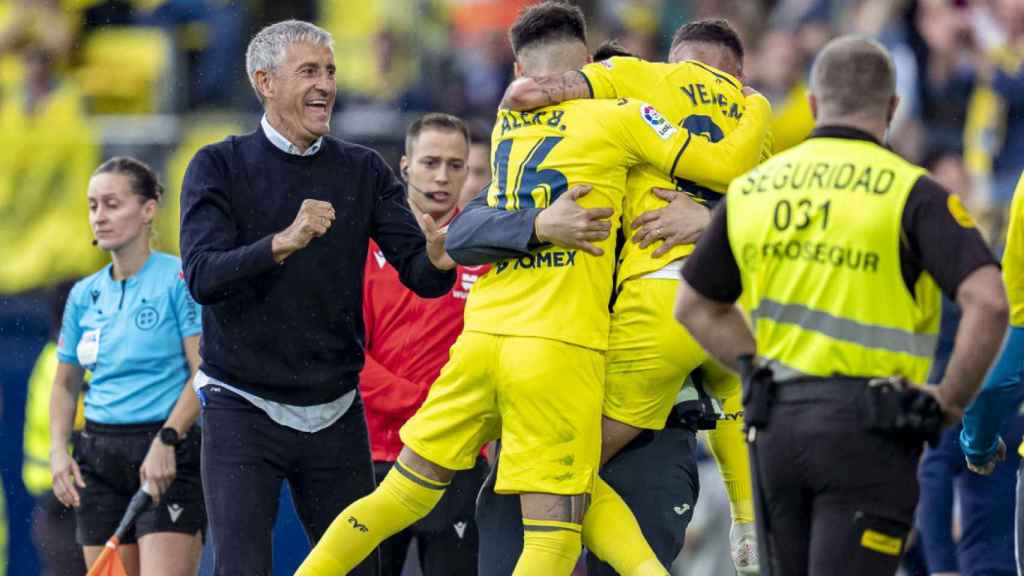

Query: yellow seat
left=76, top=27, right=171, bottom=113
left=318, top=0, right=447, bottom=100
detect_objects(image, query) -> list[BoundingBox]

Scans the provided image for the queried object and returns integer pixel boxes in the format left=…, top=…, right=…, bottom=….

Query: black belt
left=85, top=420, right=165, bottom=435
left=772, top=377, right=873, bottom=403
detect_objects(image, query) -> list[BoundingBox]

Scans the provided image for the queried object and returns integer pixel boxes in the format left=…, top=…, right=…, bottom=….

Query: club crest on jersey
left=641, top=105, right=677, bottom=140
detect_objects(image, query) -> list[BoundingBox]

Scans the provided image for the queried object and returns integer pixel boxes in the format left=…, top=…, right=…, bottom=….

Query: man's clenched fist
left=272, top=199, right=336, bottom=262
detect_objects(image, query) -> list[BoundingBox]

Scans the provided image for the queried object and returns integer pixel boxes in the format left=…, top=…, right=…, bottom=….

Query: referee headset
left=403, top=155, right=469, bottom=212
left=403, top=164, right=455, bottom=224
left=402, top=164, right=436, bottom=202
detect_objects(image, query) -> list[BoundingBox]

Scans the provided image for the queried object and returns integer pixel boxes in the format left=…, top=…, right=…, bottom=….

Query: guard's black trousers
left=1016, top=462, right=1024, bottom=574
left=751, top=383, right=922, bottom=576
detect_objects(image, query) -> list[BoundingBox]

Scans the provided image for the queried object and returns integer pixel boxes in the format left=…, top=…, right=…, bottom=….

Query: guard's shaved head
left=810, top=35, right=895, bottom=122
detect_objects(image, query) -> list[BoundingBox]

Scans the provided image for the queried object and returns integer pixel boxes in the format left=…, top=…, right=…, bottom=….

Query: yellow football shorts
left=604, top=277, right=708, bottom=429
left=400, top=330, right=604, bottom=496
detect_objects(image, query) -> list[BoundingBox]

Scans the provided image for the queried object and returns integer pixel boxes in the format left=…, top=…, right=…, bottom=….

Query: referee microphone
left=402, top=167, right=445, bottom=203
left=401, top=167, right=451, bottom=237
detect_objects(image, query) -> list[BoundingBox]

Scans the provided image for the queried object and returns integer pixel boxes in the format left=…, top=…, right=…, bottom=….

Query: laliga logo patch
left=641, top=105, right=677, bottom=140
left=947, top=195, right=976, bottom=229
left=641, top=105, right=665, bottom=126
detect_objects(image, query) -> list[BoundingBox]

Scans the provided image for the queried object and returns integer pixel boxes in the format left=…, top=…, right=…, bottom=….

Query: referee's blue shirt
left=57, top=251, right=201, bottom=424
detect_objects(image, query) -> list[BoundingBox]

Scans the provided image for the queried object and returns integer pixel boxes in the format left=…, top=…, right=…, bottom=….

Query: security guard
left=675, top=36, right=1008, bottom=576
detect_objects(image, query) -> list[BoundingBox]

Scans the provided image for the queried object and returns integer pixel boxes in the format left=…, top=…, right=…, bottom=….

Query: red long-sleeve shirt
left=360, top=238, right=488, bottom=462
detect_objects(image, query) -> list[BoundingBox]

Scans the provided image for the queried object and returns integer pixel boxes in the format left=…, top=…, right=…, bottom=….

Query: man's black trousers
left=200, top=385, right=378, bottom=576
left=751, top=382, right=922, bottom=576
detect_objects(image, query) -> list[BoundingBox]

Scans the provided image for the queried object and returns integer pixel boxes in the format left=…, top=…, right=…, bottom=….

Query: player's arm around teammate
left=497, top=23, right=769, bottom=575
left=447, top=183, right=612, bottom=264
left=302, top=3, right=750, bottom=574
left=446, top=89, right=771, bottom=267
left=49, top=157, right=204, bottom=576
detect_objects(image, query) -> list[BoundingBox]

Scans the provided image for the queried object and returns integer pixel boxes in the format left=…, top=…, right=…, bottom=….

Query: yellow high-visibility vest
left=727, top=135, right=940, bottom=384
left=23, top=342, right=86, bottom=496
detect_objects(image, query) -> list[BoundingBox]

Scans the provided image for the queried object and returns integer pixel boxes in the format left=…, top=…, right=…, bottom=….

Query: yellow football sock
left=513, top=519, right=582, bottom=575
left=705, top=392, right=755, bottom=523
left=582, top=477, right=668, bottom=576
left=295, top=461, right=448, bottom=575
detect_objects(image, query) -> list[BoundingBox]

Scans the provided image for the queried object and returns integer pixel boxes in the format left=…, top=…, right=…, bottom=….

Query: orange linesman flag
left=87, top=536, right=129, bottom=576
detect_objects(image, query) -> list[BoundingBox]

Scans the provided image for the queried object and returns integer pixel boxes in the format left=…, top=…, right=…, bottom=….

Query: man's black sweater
left=180, top=129, right=454, bottom=405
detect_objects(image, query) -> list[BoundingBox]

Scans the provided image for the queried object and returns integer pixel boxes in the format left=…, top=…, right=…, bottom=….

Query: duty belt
left=771, top=376, right=873, bottom=402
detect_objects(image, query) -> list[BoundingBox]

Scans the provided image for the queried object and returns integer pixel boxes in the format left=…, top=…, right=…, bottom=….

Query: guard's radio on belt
left=737, top=355, right=945, bottom=447
left=738, top=355, right=774, bottom=430
left=863, top=377, right=944, bottom=447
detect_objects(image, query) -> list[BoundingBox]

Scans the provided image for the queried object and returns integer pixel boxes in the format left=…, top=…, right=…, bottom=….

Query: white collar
left=261, top=115, right=323, bottom=156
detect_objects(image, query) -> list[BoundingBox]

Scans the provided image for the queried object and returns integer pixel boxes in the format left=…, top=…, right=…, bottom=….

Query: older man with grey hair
left=179, top=19, right=455, bottom=575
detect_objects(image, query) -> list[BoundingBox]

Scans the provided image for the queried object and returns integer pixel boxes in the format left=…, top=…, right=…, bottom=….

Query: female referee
left=48, top=157, right=204, bottom=576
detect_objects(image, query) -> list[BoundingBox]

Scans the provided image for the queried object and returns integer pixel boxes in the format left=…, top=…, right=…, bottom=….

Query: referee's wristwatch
left=158, top=427, right=183, bottom=447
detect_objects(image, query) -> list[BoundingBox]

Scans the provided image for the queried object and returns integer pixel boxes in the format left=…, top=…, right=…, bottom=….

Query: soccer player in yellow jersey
left=500, top=19, right=766, bottom=573
left=297, top=4, right=770, bottom=575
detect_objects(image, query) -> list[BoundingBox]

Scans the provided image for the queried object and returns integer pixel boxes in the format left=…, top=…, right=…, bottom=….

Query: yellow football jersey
left=1007, top=170, right=1024, bottom=460
left=463, top=97, right=758, bottom=350
left=581, top=57, right=769, bottom=284
left=1003, top=171, right=1024, bottom=326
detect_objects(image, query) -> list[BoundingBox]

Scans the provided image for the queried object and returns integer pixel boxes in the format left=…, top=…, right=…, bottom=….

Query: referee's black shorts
left=73, top=421, right=205, bottom=546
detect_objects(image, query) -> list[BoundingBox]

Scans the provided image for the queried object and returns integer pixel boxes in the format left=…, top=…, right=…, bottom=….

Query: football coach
left=179, top=20, right=455, bottom=576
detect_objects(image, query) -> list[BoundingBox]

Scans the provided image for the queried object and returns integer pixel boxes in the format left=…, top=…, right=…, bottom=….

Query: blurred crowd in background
left=0, top=0, right=1022, bottom=574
